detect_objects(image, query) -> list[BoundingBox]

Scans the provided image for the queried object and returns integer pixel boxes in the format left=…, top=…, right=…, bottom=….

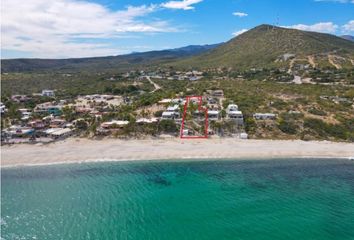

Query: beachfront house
left=3, top=125, right=35, bottom=138
left=253, top=113, right=277, bottom=120
left=226, top=104, right=244, bottom=124
left=45, top=128, right=74, bottom=139
left=161, top=105, right=180, bottom=120
left=42, top=90, right=55, bottom=97
left=208, top=110, right=219, bottom=121
left=227, top=110, right=244, bottom=124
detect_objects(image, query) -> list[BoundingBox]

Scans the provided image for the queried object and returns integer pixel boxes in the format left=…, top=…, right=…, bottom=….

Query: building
left=42, top=90, right=55, bottom=97
left=18, top=108, right=32, bottom=121
left=101, top=120, right=129, bottom=129
left=11, top=95, right=31, bottom=103
left=28, top=120, right=46, bottom=129
left=3, top=125, right=35, bottom=137
left=136, top=118, right=158, bottom=124
left=208, top=110, right=219, bottom=121
left=226, top=104, right=238, bottom=112
left=161, top=111, right=176, bottom=120
left=158, top=99, right=172, bottom=105
left=227, top=110, right=244, bottom=124
left=226, top=104, right=243, bottom=124
left=253, top=113, right=277, bottom=120
left=49, top=119, right=66, bottom=128
left=45, top=128, right=73, bottom=139
left=161, top=105, right=180, bottom=120
left=34, top=102, right=62, bottom=116
left=212, top=90, right=224, bottom=97
left=0, top=102, right=7, bottom=114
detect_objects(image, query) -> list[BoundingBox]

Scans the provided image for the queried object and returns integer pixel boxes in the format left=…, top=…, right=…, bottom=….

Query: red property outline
left=180, top=96, right=208, bottom=139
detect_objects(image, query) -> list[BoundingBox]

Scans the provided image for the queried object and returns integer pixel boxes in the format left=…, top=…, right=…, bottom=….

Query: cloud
left=314, top=0, right=354, bottom=3
left=232, top=12, right=248, bottom=17
left=283, top=22, right=338, bottom=33
left=161, top=0, right=203, bottom=10
left=1, top=0, right=178, bottom=58
left=232, top=29, right=248, bottom=36
left=342, top=20, right=354, bottom=33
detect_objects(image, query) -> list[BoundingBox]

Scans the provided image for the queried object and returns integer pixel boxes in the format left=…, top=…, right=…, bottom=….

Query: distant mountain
left=172, top=25, right=354, bottom=70
left=1, top=44, right=221, bottom=73
left=341, top=35, right=354, bottom=42
left=2, top=25, right=354, bottom=73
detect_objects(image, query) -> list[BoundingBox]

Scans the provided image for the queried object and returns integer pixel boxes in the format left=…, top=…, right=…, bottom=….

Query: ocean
left=1, top=158, right=354, bottom=240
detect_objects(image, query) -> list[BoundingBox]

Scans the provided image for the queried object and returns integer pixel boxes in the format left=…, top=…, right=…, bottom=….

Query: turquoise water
left=1, top=159, right=354, bottom=240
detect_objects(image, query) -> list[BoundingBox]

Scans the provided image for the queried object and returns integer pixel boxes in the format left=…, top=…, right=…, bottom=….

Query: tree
left=278, top=119, right=297, bottom=135
left=62, top=106, right=76, bottom=122
left=159, top=120, right=177, bottom=133
left=76, top=120, right=88, bottom=130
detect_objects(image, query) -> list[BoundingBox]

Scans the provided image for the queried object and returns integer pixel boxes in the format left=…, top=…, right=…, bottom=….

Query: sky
left=1, top=0, right=354, bottom=59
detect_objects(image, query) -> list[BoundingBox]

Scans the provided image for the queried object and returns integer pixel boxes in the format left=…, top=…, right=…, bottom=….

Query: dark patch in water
left=148, top=175, right=172, bottom=186
left=247, top=181, right=268, bottom=190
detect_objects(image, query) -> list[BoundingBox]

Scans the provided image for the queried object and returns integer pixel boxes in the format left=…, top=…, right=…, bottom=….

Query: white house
left=253, top=113, right=277, bottom=120
left=101, top=120, right=129, bottom=128
left=208, top=110, right=219, bottom=121
left=0, top=102, right=7, bottom=114
left=42, top=90, right=55, bottom=97
left=226, top=104, right=243, bottom=124
left=136, top=118, right=158, bottom=124
left=161, top=111, right=176, bottom=120
left=228, top=110, right=244, bottom=124
left=18, top=108, right=32, bottom=121
left=161, top=105, right=180, bottom=120
left=226, top=104, right=239, bottom=112
left=212, top=90, right=224, bottom=97
left=44, top=128, right=73, bottom=139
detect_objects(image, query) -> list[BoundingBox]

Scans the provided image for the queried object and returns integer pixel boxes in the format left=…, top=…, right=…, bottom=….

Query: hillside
left=1, top=44, right=220, bottom=73
left=341, top=35, right=354, bottom=42
left=172, top=25, right=354, bottom=70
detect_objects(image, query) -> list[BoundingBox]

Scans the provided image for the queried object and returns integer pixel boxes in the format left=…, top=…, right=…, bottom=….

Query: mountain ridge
left=171, top=24, right=354, bottom=70
left=2, top=25, right=354, bottom=73
left=1, top=44, right=221, bottom=73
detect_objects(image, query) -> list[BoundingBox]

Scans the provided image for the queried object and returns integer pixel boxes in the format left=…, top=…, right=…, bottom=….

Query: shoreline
left=1, top=138, right=354, bottom=168
left=2, top=156, right=353, bottom=169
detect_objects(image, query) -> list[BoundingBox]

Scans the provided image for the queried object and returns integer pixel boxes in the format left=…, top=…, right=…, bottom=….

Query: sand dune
left=1, top=138, right=354, bottom=167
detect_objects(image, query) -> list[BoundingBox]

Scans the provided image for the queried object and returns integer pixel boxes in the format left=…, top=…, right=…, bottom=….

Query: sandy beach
left=1, top=138, right=354, bottom=167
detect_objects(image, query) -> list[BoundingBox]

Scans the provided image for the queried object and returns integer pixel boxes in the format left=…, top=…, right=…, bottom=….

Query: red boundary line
left=180, top=96, right=208, bottom=139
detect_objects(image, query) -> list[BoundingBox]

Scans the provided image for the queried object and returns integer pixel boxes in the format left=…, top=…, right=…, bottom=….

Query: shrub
left=159, top=120, right=177, bottom=133
left=278, top=119, right=297, bottom=134
left=308, top=108, right=326, bottom=116
left=154, top=110, right=163, bottom=117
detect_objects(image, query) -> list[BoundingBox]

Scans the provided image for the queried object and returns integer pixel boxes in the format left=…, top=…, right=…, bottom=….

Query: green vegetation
left=303, top=118, right=352, bottom=141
